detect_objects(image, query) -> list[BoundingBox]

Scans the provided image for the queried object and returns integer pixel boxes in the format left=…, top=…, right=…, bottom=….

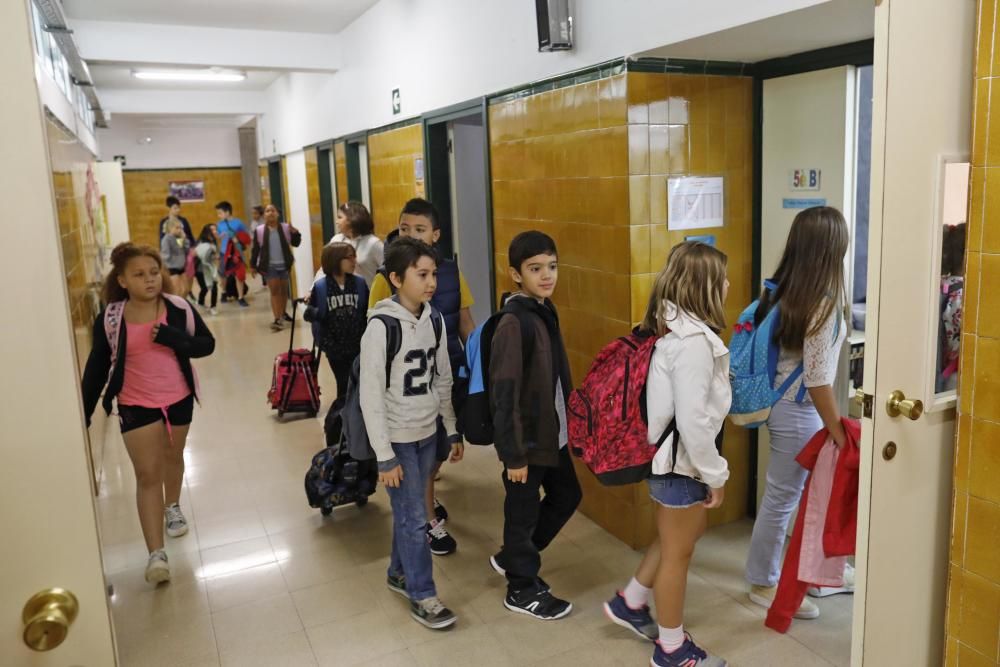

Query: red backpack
left=568, top=328, right=676, bottom=486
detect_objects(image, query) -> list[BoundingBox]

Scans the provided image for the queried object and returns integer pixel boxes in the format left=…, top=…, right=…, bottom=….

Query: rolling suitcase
left=267, top=299, right=321, bottom=419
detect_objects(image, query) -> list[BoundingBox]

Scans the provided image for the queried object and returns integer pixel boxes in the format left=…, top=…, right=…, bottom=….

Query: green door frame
left=343, top=131, right=367, bottom=204
left=267, top=158, right=285, bottom=217
left=316, top=144, right=335, bottom=242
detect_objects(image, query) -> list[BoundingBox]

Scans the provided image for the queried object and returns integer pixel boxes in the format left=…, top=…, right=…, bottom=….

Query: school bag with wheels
left=268, top=299, right=322, bottom=419
left=304, top=397, right=378, bottom=516
left=341, top=308, right=443, bottom=460
left=567, top=328, right=678, bottom=485
left=459, top=297, right=536, bottom=446
left=728, top=280, right=807, bottom=428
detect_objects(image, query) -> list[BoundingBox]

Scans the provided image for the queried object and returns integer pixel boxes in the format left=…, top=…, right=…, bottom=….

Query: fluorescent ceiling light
left=132, top=69, right=246, bottom=82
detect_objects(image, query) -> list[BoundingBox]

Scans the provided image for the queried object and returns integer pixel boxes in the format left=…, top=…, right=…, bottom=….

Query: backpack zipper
left=579, top=394, right=594, bottom=436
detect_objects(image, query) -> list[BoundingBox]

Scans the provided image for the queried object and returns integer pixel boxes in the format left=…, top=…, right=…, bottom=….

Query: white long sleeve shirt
left=646, top=302, right=731, bottom=489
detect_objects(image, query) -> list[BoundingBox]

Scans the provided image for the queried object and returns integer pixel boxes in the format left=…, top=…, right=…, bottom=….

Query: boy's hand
left=449, top=441, right=464, bottom=463
left=380, top=465, right=404, bottom=488
left=704, top=484, right=725, bottom=509
left=506, top=466, right=528, bottom=484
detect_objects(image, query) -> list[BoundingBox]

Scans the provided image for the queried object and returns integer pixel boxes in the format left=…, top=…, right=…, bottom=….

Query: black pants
left=198, top=278, right=218, bottom=308
left=500, top=447, right=582, bottom=592
left=328, top=356, right=352, bottom=402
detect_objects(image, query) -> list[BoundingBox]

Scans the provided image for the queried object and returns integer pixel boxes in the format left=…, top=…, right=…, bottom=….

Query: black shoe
left=221, top=295, right=230, bottom=303
left=504, top=587, right=572, bottom=620
left=238, top=299, right=250, bottom=308
left=427, top=520, right=457, bottom=556
left=433, top=498, right=448, bottom=522
left=387, top=573, right=407, bottom=598
left=283, top=313, right=293, bottom=322
left=489, top=551, right=549, bottom=592
left=410, top=596, right=457, bottom=630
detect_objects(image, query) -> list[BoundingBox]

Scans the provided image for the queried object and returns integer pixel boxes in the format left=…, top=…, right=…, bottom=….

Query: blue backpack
left=728, top=281, right=807, bottom=428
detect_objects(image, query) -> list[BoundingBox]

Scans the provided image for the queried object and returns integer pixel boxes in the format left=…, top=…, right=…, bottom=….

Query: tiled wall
left=334, top=142, right=349, bottom=206
left=368, top=123, right=424, bottom=237
left=305, top=148, right=324, bottom=271
left=945, top=1, right=1000, bottom=664
left=123, top=168, right=244, bottom=250
left=488, top=70, right=754, bottom=546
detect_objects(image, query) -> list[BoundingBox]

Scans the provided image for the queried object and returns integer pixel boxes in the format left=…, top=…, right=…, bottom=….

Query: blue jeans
left=745, top=398, right=822, bottom=587
left=386, top=434, right=437, bottom=601
left=648, top=474, right=709, bottom=508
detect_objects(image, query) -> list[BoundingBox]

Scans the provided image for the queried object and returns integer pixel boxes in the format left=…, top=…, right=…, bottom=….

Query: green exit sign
left=392, top=89, right=401, bottom=115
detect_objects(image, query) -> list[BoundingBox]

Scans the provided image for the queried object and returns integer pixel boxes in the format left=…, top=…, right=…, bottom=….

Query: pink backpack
left=255, top=223, right=292, bottom=247
left=568, top=329, right=675, bottom=486
left=104, top=294, right=199, bottom=399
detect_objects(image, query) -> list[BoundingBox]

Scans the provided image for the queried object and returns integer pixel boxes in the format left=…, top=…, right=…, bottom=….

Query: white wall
left=259, top=0, right=829, bottom=155
left=95, top=161, right=130, bottom=248
left=97, top=115, right=241, bottom=169
left=284, top=150, right=315, bottom=297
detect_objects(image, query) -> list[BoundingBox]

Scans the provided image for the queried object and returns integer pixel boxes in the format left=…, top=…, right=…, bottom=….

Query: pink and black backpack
left=568, top=328, right=676, bottom=486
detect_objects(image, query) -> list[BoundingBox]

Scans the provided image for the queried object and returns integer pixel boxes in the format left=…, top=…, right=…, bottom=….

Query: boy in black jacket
left=489, top=231, right=582, bottom=620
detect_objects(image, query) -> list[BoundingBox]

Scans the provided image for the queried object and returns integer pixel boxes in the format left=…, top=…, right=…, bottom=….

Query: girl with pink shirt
left=82, top=243, right=215, bottom=584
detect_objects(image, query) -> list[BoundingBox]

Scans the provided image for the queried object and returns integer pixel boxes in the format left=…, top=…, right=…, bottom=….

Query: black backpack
left=342, top=308, right=444, bottom=461
left=304, top=406, right=378, bottom=515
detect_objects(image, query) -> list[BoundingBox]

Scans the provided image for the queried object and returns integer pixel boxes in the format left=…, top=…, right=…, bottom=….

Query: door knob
left=22, top=588, right=78, bottom=651
left=886, top=390, right=923, bottom=420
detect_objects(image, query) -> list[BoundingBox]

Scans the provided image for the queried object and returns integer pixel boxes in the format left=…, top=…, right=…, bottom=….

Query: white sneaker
left=808, top=562, right=856, bottom=598
left=145, top=549, right=170, bottom=584
left=749, top=584, right=820, bottom=619
left=210, top=307, right=219, bottom=316
left=165, top=503, right=189, bottom=538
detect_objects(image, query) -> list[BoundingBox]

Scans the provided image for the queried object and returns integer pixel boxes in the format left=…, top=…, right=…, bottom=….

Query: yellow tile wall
left=305, top=148, right=324, bottom=272
left=334, top=142, right=349, bottom=206
left=945, top=2, right=1000, bottom=665
left=123, top=168, right=244, bottom=250
left=488, top=71, right=753, bottom=548
left=367, top=123, right=424, bottom=238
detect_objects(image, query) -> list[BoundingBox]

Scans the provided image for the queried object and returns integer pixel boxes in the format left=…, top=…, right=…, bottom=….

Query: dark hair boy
left=160, top=195, right=195, bottom=245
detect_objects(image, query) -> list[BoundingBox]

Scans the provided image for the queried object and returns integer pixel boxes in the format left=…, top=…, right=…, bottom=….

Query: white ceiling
left=106, top=114, right=257, bottom=130
left=62, top=0, right=381, bottom=34
left=89, top=63, right=281, bottom=91
left=638, top=0, right=874, bottom=63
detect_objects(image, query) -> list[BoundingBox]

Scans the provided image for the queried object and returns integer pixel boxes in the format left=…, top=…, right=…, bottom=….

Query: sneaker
left=489, top=551, right=549, bottom=591
left=283, top=313, right=294, bottom=322
left=651, top=634, right=727, bottom=667
left=410, top=596, right=457, bottom=630
left=270, top=319, right=283, bottom=331
left=504, top=587, right=572, bottom=620
left=210, top=307, right=219, bottom=316
left=144, top=549, right=170, bottom=584
left=427, top=519, right=457, bottom=555
left=433, top=498, right=448, bottom=522
left=238, top=299, right=250, bottom=308
left=604, top=591, right=657, bottom=641
left=221, top=295, right=230, bottom=303
left=808, top=562, right=856, bottom=598
left=164, top=503, right=188, bottom=538
left=749, top=584, right=820, bottom=619
left=387, top=573, right=408, bottom=599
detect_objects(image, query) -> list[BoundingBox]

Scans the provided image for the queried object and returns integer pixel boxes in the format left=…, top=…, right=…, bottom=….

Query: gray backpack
left=342, top=309, right=443, bottom=461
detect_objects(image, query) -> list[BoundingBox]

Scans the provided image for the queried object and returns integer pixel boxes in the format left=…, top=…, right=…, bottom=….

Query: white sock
left=658, top=624, right=685, bottom=653
left=622, top=577, right=651, bottom=609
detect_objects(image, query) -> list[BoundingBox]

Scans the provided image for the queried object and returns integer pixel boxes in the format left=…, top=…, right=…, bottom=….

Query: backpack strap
left=371, top=314, right=402, bottom=390
left=162, top=293, right=196, bottom=335
left=430, top=307, right=443, bottom=350
left=104, top=300, right=127, bottom=376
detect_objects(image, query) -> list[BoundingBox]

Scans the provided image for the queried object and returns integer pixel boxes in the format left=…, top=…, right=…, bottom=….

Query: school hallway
left=92, top=297, right=852, bottom=667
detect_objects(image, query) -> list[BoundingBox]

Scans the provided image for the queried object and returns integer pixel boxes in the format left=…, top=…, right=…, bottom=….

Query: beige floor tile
left=211, top=592, right=305, bottom=652
left=194, top=509, right=269, bottom=551
left=409, top=624, right=517, bottom=666
left=353, top=649, right=418, bottom=667
left=219, top=629, right=317, bottom=667
left=199, top=536, right=276, bottom=579
left=307, top=608, right=407, bottom=666
left=277, top=543, right=357, bottom=591
left=486, top=612, right=592, bottom=664
left=292, top=577, right=380, bottom=628
left=205, top=561, right=287, bottom=612
left=116, top=611, right=219, bottom=667
left=111, top=576, right=210, bottom=636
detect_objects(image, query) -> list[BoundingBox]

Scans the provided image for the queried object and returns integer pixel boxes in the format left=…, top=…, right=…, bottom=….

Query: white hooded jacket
left=359, top=298, right=457, bottom=465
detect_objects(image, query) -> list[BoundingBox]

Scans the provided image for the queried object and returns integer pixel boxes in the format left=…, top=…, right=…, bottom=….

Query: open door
left=854, top=0, right=974, bottom=663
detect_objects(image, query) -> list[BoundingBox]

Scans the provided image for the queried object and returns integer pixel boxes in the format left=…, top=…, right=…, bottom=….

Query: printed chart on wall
left=668, top=176, right=724, bottom=230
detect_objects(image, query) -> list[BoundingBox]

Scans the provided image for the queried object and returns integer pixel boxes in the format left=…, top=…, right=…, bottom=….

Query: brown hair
left=642, top=242, right=728, bottom=335
left=770, top=206, right=849, bottom=351
left=102, top=242, right=172, bottom=304
left=338, top=201, right=375, bottom=237
left=321, top=242, right=356, bottom=277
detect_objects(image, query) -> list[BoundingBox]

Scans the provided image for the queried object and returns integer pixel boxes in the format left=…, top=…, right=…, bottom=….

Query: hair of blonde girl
left=642, top=241, right=728, bottom=336
left=167, top=219, right=183, bottom=234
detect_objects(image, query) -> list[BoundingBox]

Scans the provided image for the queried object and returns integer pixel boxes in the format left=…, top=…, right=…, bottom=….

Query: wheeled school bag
left=304, top=399, right=378, bottom=515
left=341, top=308, right=444, bottom=460
left=268, top=299, right=322, bottom=419
left=568, top=328, right=678, bottom=485
left=728, top=280, right=806, bottom=428
left=458, top=297, right=535, bottom=446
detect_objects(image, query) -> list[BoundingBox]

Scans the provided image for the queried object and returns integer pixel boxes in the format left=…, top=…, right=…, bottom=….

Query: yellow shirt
left=368, top=268, right=474, bottom=311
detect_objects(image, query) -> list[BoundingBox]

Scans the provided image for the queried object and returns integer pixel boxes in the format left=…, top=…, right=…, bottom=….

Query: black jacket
left=250, top=223, right=302, bottom=272
left=80, top=298, right=215, bottom=423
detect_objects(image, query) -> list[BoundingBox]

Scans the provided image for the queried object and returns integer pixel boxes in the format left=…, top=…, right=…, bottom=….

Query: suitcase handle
left=285, top=298, right=321, bottom=369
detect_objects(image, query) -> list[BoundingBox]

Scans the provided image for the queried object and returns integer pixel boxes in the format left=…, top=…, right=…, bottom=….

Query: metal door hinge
left=854, top=389, right=874, bottom=419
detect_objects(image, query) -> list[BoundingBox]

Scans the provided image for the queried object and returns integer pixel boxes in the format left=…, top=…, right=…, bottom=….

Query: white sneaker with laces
left=808, top=562, right=856, bottom=598
left=749, top=584, right=820, bottom=619
left=210, top=307, right=219, bottom=315
left=165, top=503, right=189, bottom=538
left=145, top=549, right=170, bottom=584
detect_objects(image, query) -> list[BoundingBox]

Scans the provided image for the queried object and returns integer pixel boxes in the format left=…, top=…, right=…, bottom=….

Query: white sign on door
left=790, top=168, right=822, bottom=190
left=667, top=176, right=724, bottom=230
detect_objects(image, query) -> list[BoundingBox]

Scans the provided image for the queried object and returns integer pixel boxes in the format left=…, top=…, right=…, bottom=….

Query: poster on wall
left=169, top=180, right=205, bottom=203
left=667, top=176, right=724, bottom=230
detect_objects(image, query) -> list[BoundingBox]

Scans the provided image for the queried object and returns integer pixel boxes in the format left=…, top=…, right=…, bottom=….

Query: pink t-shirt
left=117, top=311, right=191, bottom=408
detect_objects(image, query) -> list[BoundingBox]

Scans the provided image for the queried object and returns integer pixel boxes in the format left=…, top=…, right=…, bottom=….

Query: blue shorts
left=648, top=474, right=709, bottom=508
left=266, top=267, right=289, bottom=280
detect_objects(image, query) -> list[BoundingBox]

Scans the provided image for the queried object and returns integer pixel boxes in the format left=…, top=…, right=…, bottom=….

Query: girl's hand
left=379, top=465, right=404, bottom=488
left=449, top=442, right=465, bottom=463
left=506, top=466, right=528, bottom=483
left=704, top=484, right=725, bottom=509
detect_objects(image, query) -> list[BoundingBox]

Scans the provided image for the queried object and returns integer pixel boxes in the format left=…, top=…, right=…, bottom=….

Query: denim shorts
left=266, top=267, right=289, bottom=280
left=648, top=474, right=709, bottom=508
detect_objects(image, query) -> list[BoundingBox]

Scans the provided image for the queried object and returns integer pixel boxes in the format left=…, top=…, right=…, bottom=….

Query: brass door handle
left=22, top=588, right=78, bottom=651
left=886, top=390, right=923, bottom=420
